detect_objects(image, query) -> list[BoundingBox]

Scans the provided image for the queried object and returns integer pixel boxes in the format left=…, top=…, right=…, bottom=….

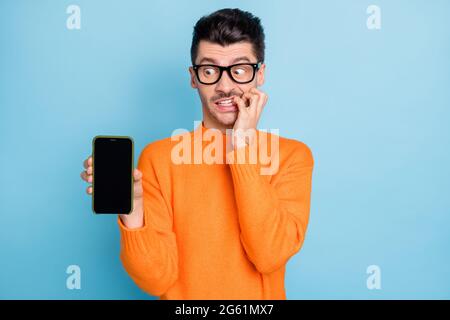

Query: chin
left=214, top=113, right=237, bottom=127
left=205, top=104, right=237, bottom=127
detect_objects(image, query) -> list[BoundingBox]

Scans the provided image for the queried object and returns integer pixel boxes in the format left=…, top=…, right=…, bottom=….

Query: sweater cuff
left=117, top=213, right=156, bottom=254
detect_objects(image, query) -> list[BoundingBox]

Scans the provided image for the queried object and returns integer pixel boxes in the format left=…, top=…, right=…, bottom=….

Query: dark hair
left=190, top=8, right=265, bottom=65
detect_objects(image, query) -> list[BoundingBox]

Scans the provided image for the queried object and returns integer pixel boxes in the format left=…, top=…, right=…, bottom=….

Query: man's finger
left=133, top=169, right=143, bottom=182
left=250, top=88, right=267, bottom=118
left=242, top=91, right=259, bottom=115
left=242, top=92, right=257, bottom=108
left=80, top=171, right=92, bottom=183
left=83, top=156, right=92, bottom=169
left=86, top=186, right=92, bottom=194
left=233, top=96, right=248, bottom=114
left=257, top=95, right=268, bottom=119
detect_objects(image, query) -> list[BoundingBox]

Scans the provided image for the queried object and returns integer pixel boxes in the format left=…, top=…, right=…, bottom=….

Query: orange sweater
left=118, top=122, right=314, bottom=299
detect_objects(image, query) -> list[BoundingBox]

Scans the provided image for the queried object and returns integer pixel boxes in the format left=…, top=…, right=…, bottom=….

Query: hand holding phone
left=80, top=136, right=144, bottom=228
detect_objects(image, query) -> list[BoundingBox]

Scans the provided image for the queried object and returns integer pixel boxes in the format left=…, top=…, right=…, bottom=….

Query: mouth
left=214, top=97, right=238, bottom=112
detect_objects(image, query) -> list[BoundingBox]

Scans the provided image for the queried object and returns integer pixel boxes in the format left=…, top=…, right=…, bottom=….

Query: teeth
left=217, top=99, right=233, bottom=105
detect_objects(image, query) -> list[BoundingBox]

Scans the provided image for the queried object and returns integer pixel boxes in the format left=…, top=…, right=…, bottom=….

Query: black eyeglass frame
left=192, top=62, right=262, bottom=85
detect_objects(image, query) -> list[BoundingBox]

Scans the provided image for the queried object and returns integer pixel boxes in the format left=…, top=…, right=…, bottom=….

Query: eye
left=233, top=68, right=246, bottom=75
left=203, top=68, right=217, bottom=76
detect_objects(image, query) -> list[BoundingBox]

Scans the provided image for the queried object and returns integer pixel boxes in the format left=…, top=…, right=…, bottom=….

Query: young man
left=81, top=8, right=314, bottom=299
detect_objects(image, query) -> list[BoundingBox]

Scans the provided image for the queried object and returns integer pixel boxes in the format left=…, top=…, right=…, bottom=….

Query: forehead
left=196, top=41, right=257, bottom=65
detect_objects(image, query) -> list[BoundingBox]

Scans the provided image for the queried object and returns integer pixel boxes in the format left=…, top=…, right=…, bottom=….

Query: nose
left=215, top=70, right=236, bottom=93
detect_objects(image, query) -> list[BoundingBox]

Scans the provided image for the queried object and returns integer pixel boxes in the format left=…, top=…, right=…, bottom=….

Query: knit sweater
left=118, top=122, right=314, bottom=299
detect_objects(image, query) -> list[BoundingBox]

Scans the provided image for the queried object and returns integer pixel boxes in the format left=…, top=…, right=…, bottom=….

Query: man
left=81, top=8, right=314, bottom=299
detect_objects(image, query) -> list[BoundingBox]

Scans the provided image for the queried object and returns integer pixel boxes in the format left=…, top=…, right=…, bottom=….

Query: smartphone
left=92, top=135, right=134, bottom=214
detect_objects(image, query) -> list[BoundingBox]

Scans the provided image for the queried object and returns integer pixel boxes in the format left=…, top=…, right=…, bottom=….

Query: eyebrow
left=197, top=56, right=252, bottom=65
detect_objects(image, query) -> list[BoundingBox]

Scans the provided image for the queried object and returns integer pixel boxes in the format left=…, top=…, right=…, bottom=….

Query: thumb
left=133, top=168, right=143, bottom=181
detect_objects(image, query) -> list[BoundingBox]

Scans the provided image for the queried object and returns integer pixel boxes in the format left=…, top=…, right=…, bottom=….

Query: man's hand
left=80, top=155, right=145, bottom=229
left=231, top=87, right=268, bottom=148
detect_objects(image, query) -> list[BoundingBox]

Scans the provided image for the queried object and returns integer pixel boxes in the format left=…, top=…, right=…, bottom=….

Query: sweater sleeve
left=118, top=146, right=178, bottom=296
left=226, top=140, right=314, bottom=274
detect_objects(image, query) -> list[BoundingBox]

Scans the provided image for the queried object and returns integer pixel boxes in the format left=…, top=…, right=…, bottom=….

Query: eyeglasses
left=192, top=62, right=262, bottom=85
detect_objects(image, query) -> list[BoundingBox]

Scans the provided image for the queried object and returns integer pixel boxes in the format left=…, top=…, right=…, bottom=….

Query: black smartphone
left=92, top=135, right=134, bottom=214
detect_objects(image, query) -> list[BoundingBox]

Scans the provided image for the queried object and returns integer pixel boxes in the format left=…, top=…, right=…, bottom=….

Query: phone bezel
left=91, top=135, right=134, bottom=215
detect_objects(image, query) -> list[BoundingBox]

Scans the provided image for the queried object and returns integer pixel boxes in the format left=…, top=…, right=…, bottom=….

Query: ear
left=189, top=66, right=198, bottom=89
left=256, top=63, right=266, bottom=87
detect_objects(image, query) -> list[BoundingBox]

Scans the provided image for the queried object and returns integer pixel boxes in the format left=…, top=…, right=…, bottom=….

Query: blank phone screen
left=93, top=137, right=133, bottom=214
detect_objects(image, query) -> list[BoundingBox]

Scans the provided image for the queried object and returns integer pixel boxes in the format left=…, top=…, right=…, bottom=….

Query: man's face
left=189, top=41, right=266, bottom=128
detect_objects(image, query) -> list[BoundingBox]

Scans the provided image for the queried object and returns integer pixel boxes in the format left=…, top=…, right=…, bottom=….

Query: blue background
left=1, top=0, right=449, bottom=299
